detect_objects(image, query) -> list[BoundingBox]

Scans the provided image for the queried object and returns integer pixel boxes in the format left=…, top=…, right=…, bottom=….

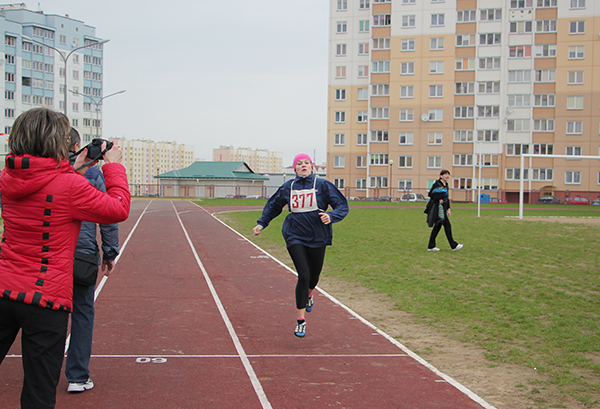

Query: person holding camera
left=64, top=128, right=120, bottom=393
left=0, top=108, right=130, bottom=409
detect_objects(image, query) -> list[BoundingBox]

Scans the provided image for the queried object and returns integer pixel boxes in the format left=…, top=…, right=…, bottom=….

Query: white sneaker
left=68, top=378, right=94, bottom=393
left=453, top=244, right=464, bottom=251
left=427, top=247, right=440, bottom=251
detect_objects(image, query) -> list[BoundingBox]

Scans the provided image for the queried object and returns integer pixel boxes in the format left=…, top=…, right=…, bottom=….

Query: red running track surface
left=0, top=199, right=494, bottom=409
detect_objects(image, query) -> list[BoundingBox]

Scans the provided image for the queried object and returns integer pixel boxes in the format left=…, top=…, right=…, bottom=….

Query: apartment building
left=213, top=145, right=283, bottom=174
left=114, top=138, right=195, bottom=186
left=1, top=4, right=105, bottom=143
left=327, top=0, right=600, bottom=201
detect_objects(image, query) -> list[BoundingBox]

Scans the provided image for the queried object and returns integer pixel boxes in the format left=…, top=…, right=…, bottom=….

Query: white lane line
left=205, top=206, right=497, bottom=409
left=171, top=201, right=273, bottom=409
left=64, top=200, right=154, bottom=354
left=7, top=353, right=409, bottom=359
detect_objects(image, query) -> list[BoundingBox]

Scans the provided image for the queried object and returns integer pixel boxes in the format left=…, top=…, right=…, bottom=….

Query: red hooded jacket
left=0, top=154, right=130, bottom=312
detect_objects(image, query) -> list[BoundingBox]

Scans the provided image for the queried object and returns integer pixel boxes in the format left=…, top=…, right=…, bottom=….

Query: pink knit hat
left=293, top=153, right=312, bottom=167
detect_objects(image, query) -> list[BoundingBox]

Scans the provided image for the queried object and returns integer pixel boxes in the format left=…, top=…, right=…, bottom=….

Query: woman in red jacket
left=0, top=108, right=130, bottom=409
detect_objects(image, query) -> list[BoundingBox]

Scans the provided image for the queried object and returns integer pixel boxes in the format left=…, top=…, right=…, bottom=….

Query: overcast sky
left=39, top=0, right=330, bottom=165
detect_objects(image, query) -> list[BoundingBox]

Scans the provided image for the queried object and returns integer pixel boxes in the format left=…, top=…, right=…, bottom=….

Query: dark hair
left=69, top=127, right=81, bottom=150
left=9, top=108, right=70, bottom=162
left=439, top=169, right=450, bottom=176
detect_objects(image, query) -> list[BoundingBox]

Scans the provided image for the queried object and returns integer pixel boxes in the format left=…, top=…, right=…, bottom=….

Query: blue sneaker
left=306, top=296, right=313, bottom=313
left=294, top=320, right=306, bottom=338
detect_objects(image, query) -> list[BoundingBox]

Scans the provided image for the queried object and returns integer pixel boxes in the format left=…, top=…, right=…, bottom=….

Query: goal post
left=519, top=153, right=600, bottom=219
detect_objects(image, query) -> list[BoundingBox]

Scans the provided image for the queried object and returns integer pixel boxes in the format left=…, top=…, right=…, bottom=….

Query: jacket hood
left=0, top=154, right=71, bottom=200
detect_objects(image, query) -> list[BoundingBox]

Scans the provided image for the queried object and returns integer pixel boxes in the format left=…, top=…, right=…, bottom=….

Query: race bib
left=290, top=178, right=319, bottom=213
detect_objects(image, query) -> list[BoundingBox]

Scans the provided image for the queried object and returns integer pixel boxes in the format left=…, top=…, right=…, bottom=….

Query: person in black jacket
left=424, top=170, right=463, bottom=251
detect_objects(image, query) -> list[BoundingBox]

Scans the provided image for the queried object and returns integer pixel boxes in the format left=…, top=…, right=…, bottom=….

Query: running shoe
left=453, top=244, right=464, bottom=251
left=427, top=247, right=440, bottom=251
left=294, top=320, right=306, bottom=338
left=68, top=378, right=94, bottom=393
left=306, top=295, right=314, bottom=313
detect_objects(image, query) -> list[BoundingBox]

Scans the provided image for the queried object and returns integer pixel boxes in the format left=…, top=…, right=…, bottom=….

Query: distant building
left=213, top=145, right=283, bottom=174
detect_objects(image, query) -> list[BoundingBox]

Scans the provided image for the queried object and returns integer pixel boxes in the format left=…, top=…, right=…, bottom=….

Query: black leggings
left=428, top=217, right=458, bottom=249
left=287, top=244, right=326, bottom=310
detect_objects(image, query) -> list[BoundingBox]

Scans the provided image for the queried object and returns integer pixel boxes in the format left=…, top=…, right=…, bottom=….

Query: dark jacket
left=257, top=173, right=349, bottom=248
left=74, top=166, right=119, bottom=265
left=424, top=178, right=451, bottom=228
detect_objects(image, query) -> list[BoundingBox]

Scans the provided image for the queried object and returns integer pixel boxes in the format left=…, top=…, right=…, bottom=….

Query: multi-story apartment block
left=0, top=4, right=106, bottom=146
left=213, top=145, right=284, bottom=174
left=114, top=138, right=195, bottom=186
left=327, top=0, right=600, bottom=202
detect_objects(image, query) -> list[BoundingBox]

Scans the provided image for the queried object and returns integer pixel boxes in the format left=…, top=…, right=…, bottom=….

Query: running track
left=1, top=199, right=495, bottom=409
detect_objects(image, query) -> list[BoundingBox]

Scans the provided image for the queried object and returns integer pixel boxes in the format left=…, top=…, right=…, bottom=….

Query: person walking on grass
left=425, top=169, right=463, bottom=252
left=253, top=154, right=348, bottom=338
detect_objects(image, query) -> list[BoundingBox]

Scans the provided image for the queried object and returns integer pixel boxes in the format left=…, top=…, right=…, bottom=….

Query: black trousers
left=428, top=217, right=458, bottom=249
left=287, top=244, right=326, bottom=310
left=0, top=298, right=69, bottom=409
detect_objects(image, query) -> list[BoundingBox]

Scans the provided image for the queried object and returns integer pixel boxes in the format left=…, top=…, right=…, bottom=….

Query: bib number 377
left=291, top=192, right=314, bottom=210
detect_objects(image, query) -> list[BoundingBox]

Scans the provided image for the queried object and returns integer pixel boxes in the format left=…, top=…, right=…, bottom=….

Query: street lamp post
left=389, top=159, right=394, bottom=200
left=69, top=90, right=126, bottom=138
left=21, top=35, right=109, bottom=115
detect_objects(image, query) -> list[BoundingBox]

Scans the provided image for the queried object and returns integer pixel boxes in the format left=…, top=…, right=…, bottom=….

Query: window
left=5, top=72, right=15, bottom=82
left=570, top=0, right=585, bottom=8
left=509, top=45, right=531, bottom=58
left=335, top=89, right=346, bottom=101
left=534, top=119, right=555, bottom=131
left=358, top=43, right=369, bottom=55
left=401, top=62, right=415, bottom=75
left=457, top=10, right=476, bottom=22
left=369, top=176, right=388, bottom=188
left=478, top=81, right=501, bottom=94
left=535, top=69, right=555, bottom=83
left=401, top=39, right=415, bottom=52
left=456, top=34, right=475, bottom=47
left=5, top=36, right=16, bottom=46
left=536, top=20, right=557, bottom=32
left=428, top=132, right=443, bottom=145
left=508, top=95, right=531, bottom=107
left=336, top=44, right=347, bottom=56
left=371, top=84, right=389, bottom=96
left=534, top=94, right=555, bottom=107
left=454, top=178, right=473, bottom=190
left=374, top=14, right=392, bottom=27
left=535, top=44, right=556, bottom=58
left=357, top=134, right=368, bottom=145
left=478, top=106, right=500, bottom=118
left=454, top=130, right=474, bottom=142
left=356, top=179, right=367, bottom=190
left=478, top=130, right=499, bottom=142
left=400, top=85, right=414, bottom=98
left=429, top=85, right=443, bottom=98
left=428, top=109, right=443, bottom=121
left=506, top=168, right=528, bottom=181
left=4, top=108, right=15, bottom=118
left=538, top=0, right=557, bottom=6
left=334, top=111, right=346, bottom=123
left=398, top=156, right=413, bottom=168
left=334, top=179, right=345, bottom=189
left=454, top=154, right=473, bottom=166
left=454, top=106, right=474, bottom=118
left=510, top=0, right=533, bottom=8
left=399, top=109, right=414, bottom=122
left=480, top=9, right=501, bottom=21
left=370, top=153, right=388, bottom=165
left=479, top=57, right=500, bottom=70
left=356, top=156, right=367, bottom=168
left=359, top=20, right=370, bottom=32
left=569, top=21, right=585, bottom=34
left=533, top=143, right=554, bottom=155
left=431, top=14, right=444, bottom=26
left=567, top=121, right=583, bottom=134
left=335, top=66, right=346, bottom=78
left=509, top=70, right=532, bottom=83
left=5, top=54, right=15, bottom=65
left=371, top=130, right=388, bottom=142
left=568, top=46, right=584, bottom=59
left=398, top=179, right=413, bottom=190
left=510, top=21, right=532, bottom=33
left=480, top=33, right=501, bottom=46
left=358, top=65, right=369, bottom=77
left=372, top=37, right=391, bottom=50
left=399, top=133, right=413, bottom=145
left=565, top=171, right=581, bottom=184
left=357, top=88, right=368, bottom=100
left=371, top=106, right=389, bottom=120
left=456, top=82, right=475, bottom=95
left=456, top=58, right=475, bottom=71
left=566, top=146, right=582, bottom=156
left=336, top=21, right=347, bottom=33
left=402, top=15, right=415, bottom=28
left=357, top=111, right=368, bottom=123
left=428, top=156, right=442, bottom=169
left=334, top=156, right=345, bottom=168
left=507, top=119, right=530, bottom=131
left=566, top=96, right=583, bottom=110
left=568, top=71, right=584, bottom=85
left=531, top=168, right=553, bottom=181
left=21, top=76, right=31, bottom=86
left=372, top=60, right=390, bottom=73
left=359, top=0, right=370, bottom=9
left=429, top=61, right=443, bottom=74
left=334, top=134, right=345, bottom=145
left=337, top=0, right=348, bottom=11
left=430, top=37, right=444, bottom=50
left=5, top=90, right=14, bottom=100
left=506, top=144, right=529, bottom=156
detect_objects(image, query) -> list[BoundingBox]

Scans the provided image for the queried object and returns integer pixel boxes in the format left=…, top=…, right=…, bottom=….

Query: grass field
left=211, top=201, right=600, bottom=406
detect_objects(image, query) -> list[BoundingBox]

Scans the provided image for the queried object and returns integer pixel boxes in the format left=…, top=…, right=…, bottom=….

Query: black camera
left=85, top=138, right=113, bottom=160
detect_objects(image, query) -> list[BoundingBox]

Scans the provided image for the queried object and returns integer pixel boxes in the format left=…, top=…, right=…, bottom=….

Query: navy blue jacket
left=74, top=166, right=119, bottom=264
left=257, top=173, right=349, bottom=248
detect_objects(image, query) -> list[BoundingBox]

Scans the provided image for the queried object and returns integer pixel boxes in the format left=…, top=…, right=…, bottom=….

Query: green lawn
left=211, top=203, right=600, bottom=406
